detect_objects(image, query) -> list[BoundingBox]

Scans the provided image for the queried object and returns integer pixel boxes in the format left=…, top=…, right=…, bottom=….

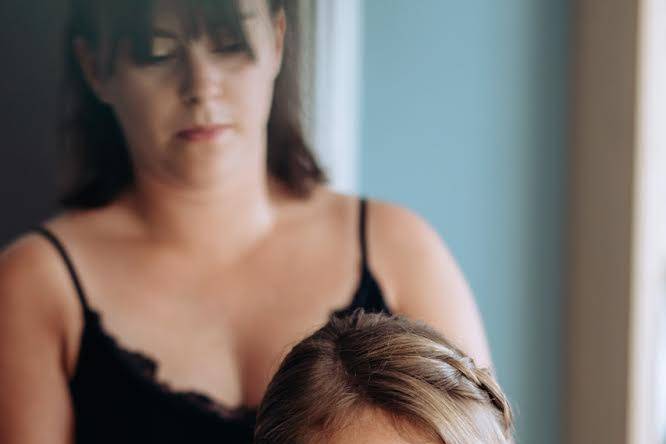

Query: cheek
left=231, top=58, right=278, bottom=132
left=108, top=71, right=178, bottom=145
left=233, top=73, right=274, bottom=131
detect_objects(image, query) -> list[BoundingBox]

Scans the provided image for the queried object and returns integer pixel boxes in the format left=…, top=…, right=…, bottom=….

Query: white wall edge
left=313, top=0, right=362, bottom=194
left=630, top=0, right=666, bottom=442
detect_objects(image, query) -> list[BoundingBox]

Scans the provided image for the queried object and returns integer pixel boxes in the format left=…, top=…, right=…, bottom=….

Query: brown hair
left=255, top=310, right=514, bottom=444
left=59, top=0, right=326, bottom=208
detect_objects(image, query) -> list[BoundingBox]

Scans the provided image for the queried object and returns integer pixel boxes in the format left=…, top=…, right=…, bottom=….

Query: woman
left=0, top=0, right=492, bottom=442
left=254, top=310, right=513, bottom=443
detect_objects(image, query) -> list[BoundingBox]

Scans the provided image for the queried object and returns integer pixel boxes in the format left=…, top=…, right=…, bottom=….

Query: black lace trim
left=79, top=309, right=258, bottom=421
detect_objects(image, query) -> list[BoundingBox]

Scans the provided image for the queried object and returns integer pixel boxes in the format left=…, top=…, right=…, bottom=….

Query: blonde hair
left=254, top=310, right=513, bottom=443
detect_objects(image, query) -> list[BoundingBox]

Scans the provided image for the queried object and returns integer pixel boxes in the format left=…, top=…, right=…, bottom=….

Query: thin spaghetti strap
left=359, top=197, right=369, bottom=270
left=32, top=226, right=91, bottom=312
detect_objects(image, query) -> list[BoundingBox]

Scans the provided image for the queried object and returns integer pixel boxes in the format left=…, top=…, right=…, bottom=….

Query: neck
left=121, top=149, right=289, bottom=261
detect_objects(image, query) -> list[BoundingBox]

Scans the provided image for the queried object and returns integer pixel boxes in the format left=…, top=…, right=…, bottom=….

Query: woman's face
left=79, top=0, right=285, bottom=180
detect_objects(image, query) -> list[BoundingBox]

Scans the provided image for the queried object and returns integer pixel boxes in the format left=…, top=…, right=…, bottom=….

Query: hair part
left=59, top=0, right=326, bottom=208
left=254, top=310, right=514, bottom=444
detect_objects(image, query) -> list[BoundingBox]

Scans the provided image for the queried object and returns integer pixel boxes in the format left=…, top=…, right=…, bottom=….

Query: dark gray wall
left=0, top=0, right=67, bottom=246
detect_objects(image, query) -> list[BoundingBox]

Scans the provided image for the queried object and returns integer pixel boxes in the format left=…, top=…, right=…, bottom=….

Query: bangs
left=71, top=0, right=261, bottom=72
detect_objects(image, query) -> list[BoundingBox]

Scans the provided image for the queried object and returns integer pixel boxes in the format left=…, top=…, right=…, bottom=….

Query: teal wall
left=360, top=1, right=569, bottom=442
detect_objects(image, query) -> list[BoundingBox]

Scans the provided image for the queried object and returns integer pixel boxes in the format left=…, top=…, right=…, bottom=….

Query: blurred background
left=0, top=1, right=664, bottom=443
left=358, top=1, right=567, bottom=442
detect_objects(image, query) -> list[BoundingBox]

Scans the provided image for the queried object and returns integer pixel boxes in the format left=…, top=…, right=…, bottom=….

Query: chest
left=70, top=240, right=363, bottom=408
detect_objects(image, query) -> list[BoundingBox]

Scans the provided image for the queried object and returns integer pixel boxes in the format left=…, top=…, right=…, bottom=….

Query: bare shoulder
left=362, top=199, right=454, bottom=302
left=1, top=232, right=63, bottom=294
left=286, top=186, right=360, bottom=233
left=300, top=185, right=357, bottom=217
left=1, top=205, right=112, bottom=287
left=0, top=233, right=78, bottom=441
left=0, top=231, right=77, bottom=329
left=0, top=230, right=82, bottom=371
left=363, top=198, right=494, bottom=368
left=366, top=199, right=444, bottom=256
left=306, top=190, right=440, bottom=262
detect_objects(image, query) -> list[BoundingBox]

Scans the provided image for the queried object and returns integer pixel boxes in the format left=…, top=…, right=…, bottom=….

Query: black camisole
left=34, top=197, right=390, bottom=443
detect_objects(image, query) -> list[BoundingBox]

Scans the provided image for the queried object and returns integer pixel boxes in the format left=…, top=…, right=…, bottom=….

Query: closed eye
left=139, top=27, right=248, bottom=65
left=149, top=35, right=180, bottom=59
left=214, top=43, right=245, bottom=54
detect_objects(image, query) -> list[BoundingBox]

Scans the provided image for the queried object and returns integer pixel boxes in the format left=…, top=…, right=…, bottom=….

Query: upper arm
left=0, top=235, right=75, bottom=443
left=367, top=200, right=493, bottom=369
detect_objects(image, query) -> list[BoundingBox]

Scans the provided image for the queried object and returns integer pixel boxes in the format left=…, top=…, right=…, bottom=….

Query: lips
left=176, top=124, right=231, bottom=141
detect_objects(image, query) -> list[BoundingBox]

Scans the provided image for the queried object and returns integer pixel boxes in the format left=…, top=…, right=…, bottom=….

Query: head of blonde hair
left=254, top=310, right=513, bottom=444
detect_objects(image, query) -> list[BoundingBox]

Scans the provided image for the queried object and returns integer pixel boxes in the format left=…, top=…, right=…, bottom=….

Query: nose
left=179, top=45, right=224, bottom=106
